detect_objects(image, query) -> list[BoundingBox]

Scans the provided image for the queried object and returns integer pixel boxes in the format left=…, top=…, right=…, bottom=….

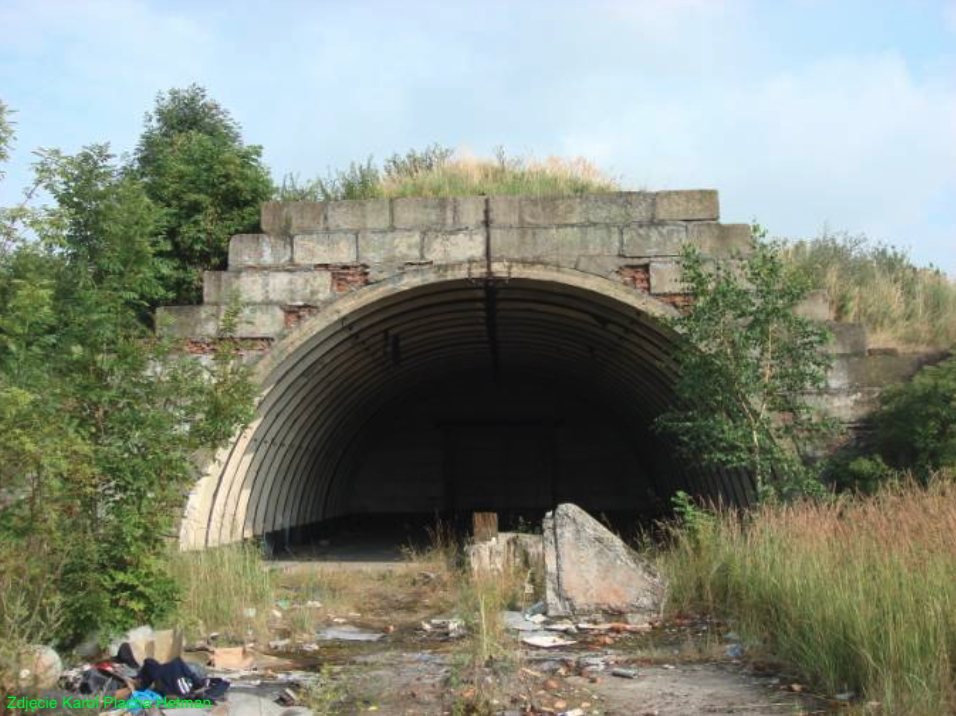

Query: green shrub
left=828, top=355, right=956, bottom=491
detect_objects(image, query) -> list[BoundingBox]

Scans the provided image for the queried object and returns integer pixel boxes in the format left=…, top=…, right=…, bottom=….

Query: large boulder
left=543, top=503, right=665, bottom=618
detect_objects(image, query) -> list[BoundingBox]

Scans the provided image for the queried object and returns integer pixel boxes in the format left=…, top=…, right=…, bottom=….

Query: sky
left=1, top=0, right=954, bottom=270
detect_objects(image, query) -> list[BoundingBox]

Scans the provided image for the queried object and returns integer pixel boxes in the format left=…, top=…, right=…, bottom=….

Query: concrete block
left=586, top=192, right=654, bottom=223
left=488, top=196, right=521, bottom=226
left=653, top=190, right=719, bottom=221
left=293, top=232, right=358, bottom=264
left=834, top=352, right=945, bottom=389
left=203, top=270, right=334, bottom=305
left=358, top=230, right=422, bottom=263
left=229, top=234, right=292, bottom=268
left=423, top=229, right=485, bottom=263
left=519, top=196, right=587, bottom=226
left=648, top=260, right=686, bottom=294
left=326, top=199, right=391, bottom=231
left=686, top=223, right=754, bottom=256
left=393, top=196, right=485, bottom=230
left=621, top=223, right=688, bottom=257
left=575, top=255, right=627, bottom=277
left=491, top=225, right=618, bottom=261
left=795, top=290, right=831, bottom=321
left=823, top=322, right=867, bottom=356
left=156, top=305, right=287, bottom=339
left=260, top=202, right=325, bottom=235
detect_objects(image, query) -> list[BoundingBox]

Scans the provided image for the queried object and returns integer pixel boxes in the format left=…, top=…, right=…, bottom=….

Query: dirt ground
left=223, top=559, right=834, bottom=716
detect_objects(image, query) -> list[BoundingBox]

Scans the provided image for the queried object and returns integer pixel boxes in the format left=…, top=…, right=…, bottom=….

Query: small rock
left=268, top=638, right=291, bottom=650
left=611, top=667, right=638, bottom=679
left=14, top=646, right=62, bottom=690
left=577, top=656, right=606, bottom=671
left=835, top=692, right=856, bottom=702
left=553, top=700, right=567, bottom=710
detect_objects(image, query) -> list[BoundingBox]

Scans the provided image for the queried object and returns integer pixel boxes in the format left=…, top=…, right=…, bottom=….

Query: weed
left=298, top=665, right=347, bottom=716
left=661, top=476, right=956, bottom=715
left=169, top=541, right=274, bottom=642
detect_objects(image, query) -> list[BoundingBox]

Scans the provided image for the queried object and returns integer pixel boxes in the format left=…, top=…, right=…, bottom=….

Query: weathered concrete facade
left=159, top=191, right=929, bottom=549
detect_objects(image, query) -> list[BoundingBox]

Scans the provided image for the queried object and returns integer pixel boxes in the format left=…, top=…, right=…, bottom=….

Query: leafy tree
left=0, top=104, right=257, bottom=645
left=133, top=85, right=273, bottom=305
left=829, top=356, right=956, bottom=491
left=654, top=233, right=837, bottom=499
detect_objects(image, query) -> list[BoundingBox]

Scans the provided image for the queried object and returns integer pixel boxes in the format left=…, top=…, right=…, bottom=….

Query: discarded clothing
left=136, top=657, right=229, bottom=701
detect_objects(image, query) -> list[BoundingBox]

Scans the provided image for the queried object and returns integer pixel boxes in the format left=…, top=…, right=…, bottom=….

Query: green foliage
left=783, top=232, right=956, bottom=349
left=133, top=85, right=274, bottom=305
left=874, top=355, right=956, bottom=476
left=0, top=100, right=13, bottom=174
left=655, top=233, right=837, bottom=499
left=670, top=490, right=716, bottom=549
left=0, top=104, right=257, bottom=646
left=829, top=355, right=956, bottom=491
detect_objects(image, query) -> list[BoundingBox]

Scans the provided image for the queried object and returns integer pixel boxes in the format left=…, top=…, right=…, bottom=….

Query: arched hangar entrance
left=179, top=263, right=753, bottom=550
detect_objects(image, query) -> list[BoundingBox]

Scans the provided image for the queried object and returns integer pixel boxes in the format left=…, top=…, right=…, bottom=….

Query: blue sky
left=1, top=0, right=954, bottom=270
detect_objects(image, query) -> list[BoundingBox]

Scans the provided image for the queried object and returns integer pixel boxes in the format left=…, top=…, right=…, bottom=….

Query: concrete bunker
left=179, top=262, right=753, bottom=550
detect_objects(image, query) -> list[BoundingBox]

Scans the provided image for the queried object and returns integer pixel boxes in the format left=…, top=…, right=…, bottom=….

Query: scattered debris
left=211, top=646, right=255, bottom=669
left=724, top=644, right=745, bottom=658
left=316, top=625, right=384, bottom=642
left=543, top=503, right=666, bottom=619
left=611, top=667, right=638, bottom=679
left=503, top=611, right=540, bottom=631
left=110, top=626, right=183, bottom=665
left=277, top=687, right=298, bottom=706
left=424, top=617, right=464, bottom=638
left=521, top=634, right=577, bottom=649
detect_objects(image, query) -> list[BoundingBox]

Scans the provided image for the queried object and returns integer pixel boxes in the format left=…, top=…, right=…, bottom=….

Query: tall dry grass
left=277, top=147, right=619, bottom=202
left=170, top=541, right=275, bottom=641
left=783, top=233, right=956, bottom=350
left=382, top=152, right=619, bottom=198
left=661, top=477, right=956, bottom=715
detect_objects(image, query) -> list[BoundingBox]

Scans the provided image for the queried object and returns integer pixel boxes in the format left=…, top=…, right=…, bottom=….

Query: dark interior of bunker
left=236, top=277, right=752, bottom=558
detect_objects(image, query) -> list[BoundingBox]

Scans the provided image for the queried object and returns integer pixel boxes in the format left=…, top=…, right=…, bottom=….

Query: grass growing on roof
left=276, top=145, right=620, bottom=201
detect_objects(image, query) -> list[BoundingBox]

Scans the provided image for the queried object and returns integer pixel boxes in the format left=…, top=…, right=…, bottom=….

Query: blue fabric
left=127, top=689, right=163, bottom=713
